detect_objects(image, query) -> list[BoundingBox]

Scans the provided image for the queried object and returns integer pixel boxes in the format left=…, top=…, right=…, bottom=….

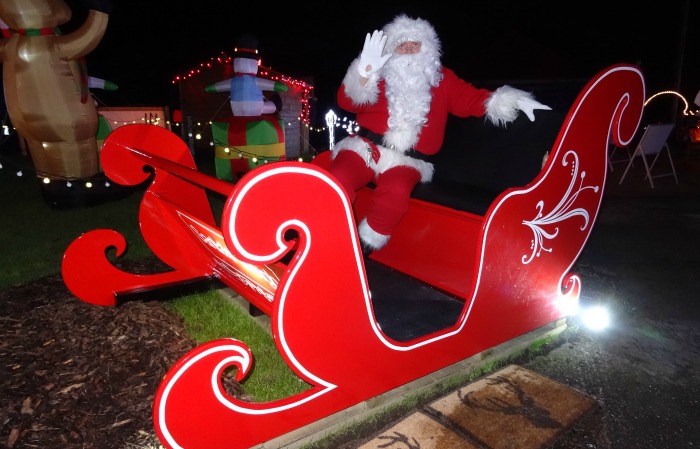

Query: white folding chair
left=618, top=123, right=678, bottom=188
left=608, top=143, right=635, bottom=172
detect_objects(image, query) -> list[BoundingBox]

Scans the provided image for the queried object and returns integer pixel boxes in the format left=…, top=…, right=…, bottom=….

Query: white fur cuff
left=331, top=136, right=434, bottom=183
left=485, top=85, right=535, bottom=127
left=358, top=218, right=390, bottom=250
left=342, top=58, right=381, bottom=105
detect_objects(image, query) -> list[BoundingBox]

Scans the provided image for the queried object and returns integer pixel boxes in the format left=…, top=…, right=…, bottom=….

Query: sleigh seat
left=311, top=108, right=566, bottom=341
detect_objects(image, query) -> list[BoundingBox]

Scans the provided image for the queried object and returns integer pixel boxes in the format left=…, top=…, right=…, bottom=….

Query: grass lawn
left=0, top=155, right=147, bottom=289
left=0, top=136, right=308, bottom=402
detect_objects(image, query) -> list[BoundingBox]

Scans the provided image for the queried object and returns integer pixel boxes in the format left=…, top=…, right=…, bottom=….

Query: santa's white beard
left=382, top=54, right=434, bottom=152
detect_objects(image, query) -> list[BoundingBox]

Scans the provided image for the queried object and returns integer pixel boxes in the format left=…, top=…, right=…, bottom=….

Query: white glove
left=358, top=30, right=391, bottom=78
left=517, top=97, right=552, bottom=121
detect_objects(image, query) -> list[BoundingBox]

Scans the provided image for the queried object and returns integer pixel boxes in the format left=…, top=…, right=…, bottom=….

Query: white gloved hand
left=517, top=97, right=552, bottom=121
left=358, top=30, right=391, bottom=78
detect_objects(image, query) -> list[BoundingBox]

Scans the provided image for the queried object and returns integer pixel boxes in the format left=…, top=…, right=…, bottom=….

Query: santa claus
left=330, top=14, right=550, bottom=254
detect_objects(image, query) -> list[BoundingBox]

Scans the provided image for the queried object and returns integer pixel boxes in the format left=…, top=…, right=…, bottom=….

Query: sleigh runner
left=62, top=64, right=645, bottom=449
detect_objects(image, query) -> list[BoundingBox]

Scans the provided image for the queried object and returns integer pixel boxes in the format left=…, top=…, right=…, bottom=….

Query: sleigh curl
left=62, top=64, right=644, bottom=449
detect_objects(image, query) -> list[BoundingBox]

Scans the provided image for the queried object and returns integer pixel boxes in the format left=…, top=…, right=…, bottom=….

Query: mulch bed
left=0, top=259, right=205, bottom=449
left=0, top=259, right=613, bottom=449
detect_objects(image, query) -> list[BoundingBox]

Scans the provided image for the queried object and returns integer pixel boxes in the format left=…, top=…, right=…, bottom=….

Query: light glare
left=581, top=305, right=610, bottom=331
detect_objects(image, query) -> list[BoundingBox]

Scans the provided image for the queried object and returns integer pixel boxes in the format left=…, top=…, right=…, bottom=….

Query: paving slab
left=426, top=365, right=597, bottom=449
left=357, top=411, right=480, bottom=449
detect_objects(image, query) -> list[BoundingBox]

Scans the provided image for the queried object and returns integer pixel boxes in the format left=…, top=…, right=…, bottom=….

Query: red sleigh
left=62, top=64, right=644, bottom=449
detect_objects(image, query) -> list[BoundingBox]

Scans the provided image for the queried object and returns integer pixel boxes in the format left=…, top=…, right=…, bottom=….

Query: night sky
left=64, top=0, right=698, bottom=128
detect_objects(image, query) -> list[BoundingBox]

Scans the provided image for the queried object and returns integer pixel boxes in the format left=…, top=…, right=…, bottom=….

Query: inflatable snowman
left=205, top=35, right=289, bottom=182
left=205, top=34, right=288, bottom=116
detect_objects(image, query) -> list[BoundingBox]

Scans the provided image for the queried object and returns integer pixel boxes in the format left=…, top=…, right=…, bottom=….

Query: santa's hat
left=382, top=14, right=441, bottom=57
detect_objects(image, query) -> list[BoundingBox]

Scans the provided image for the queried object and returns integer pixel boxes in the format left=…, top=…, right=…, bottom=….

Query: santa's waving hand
left=358, top=30, right=391, bottom=79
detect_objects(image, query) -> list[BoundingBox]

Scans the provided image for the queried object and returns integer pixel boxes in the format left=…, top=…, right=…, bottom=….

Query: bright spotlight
left=581, top=305, right=610, bottom=331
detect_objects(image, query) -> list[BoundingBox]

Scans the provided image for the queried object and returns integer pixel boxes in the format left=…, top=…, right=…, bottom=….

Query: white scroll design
left=522, top=150, right=599, bottom=264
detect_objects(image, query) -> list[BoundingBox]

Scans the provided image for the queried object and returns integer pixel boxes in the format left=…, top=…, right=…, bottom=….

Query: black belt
left=356, top=127, right=385, bottom=146
left=355, top=127, right=433, bottom=162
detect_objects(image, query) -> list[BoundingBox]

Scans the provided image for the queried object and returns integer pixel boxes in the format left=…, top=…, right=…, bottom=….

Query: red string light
left=171, top=51, right=314, bottom=123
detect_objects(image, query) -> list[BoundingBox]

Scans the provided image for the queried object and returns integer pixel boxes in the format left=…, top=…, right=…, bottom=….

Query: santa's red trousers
left=329, top=150, right=421, bottom=237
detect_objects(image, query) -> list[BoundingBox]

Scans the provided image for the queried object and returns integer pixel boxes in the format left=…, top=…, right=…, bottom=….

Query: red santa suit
left=330, top=14, right=549, bottom=252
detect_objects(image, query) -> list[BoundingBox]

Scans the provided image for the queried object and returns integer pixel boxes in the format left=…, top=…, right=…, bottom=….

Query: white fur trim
left=342, top=58, right=381, bottom=105
left=332, top=136, right=434, bottom=182
left=375, top=147, right=433, bottom=182
left=485, top=85, right=535, bottom=127
left=383, top=14, right=442, bottom=58
left=358, top=218, right=390, bottom=250
left=331, top=136, right=368, bottom=159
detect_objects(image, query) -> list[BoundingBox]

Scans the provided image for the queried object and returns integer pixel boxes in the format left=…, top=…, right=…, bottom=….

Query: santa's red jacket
left=337, top=67, right=493, bottom=156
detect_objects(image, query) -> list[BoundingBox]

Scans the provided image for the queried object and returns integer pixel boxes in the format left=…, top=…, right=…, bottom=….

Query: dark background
left=64, top=0, right=698, bottom=137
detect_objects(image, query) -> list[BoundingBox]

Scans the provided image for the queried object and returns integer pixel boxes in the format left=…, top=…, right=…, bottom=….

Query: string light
left=171, top=50, right=314, bottom=124
left=0, top=149, right=116, bottom=189
left=185, top=109, right=315, bottom=149
left=645, top=90, right=697, bottom=116
left=108, top=117, right=155, bottom=126
left=0, top=146, right=114, bottom=189
left=207, top=132, right=318, bottom=165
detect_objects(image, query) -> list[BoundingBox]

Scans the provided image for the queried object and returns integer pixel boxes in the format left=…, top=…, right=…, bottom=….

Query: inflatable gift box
left=212, top=116, right=285, bottom=181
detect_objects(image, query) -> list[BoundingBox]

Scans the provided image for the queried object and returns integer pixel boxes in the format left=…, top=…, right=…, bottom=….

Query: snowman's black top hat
left=234, top=34, right=258, bottom=57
